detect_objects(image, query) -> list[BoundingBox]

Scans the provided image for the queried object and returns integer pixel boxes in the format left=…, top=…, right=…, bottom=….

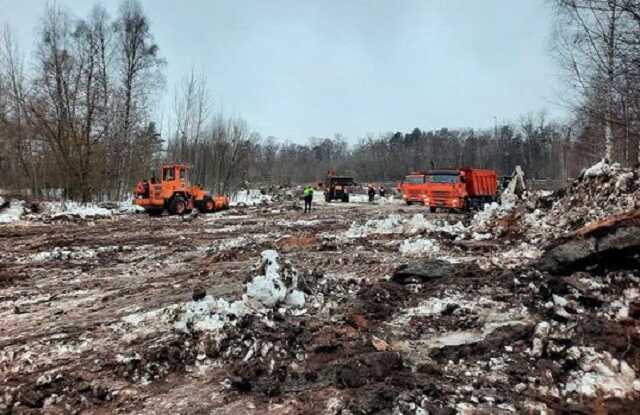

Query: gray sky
left=3, top=0, right=563, bottom=142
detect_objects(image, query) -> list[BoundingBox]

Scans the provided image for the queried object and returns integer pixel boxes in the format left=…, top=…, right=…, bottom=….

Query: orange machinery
left=422, top=168, right=497, bottom=212
left=400, top=168, right=497, bottom=212
left=399, top=171, right=429, bottom=205
left=133, top=164, right=229, bottom=215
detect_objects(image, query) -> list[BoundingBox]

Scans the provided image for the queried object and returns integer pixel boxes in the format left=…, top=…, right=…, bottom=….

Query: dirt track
left=1, top=198, right=639, bottom=414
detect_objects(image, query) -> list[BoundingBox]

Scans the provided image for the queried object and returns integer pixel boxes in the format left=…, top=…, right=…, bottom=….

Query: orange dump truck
left=133, top=164, right=229, bottom=215
left=401, top=168, right=497, bottom=212
left=399, top=172, right=429, bottom=205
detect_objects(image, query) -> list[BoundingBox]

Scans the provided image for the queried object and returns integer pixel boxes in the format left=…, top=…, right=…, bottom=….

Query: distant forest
left=2, top=0, right=640, bottom=200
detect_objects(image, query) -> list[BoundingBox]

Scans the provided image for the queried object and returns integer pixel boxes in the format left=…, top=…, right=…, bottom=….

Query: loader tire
left=169, top=196, right=187, bottom=215
left=204, top=197, right=215, bottom=213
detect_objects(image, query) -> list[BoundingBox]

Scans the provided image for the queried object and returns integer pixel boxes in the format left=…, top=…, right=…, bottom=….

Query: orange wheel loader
left=133, top=164, right=229, bottom=215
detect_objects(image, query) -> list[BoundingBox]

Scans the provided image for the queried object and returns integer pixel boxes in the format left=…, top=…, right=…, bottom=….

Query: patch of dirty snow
left=246, top=250, right=305, bottom=308
left=349, top=194, right=371, bottom=203
left=118, top=249, right=305, bottom=337
left=0, top=200, right=25, bottom=224
left=276, top=219, right=321, bottom=228
left=115, top=199, right=145, bottom=214
left=399, top=238, right=440, bottom=256
left=230, top=190, right=272, bottom=206
left=563, top=347, right=639, bottom=398
left=494, top=242, right=544, bottom=268
left=41, top=201, right=112, bottom=219
left=18, top=245, right=125, bottom=263
left=612, top=288, right=640, bottom=320
left=345, top=214, right=466, bottom=239
left=391, top=293, right=531, bottom=352
left=583, top=159, right=620, bottom=178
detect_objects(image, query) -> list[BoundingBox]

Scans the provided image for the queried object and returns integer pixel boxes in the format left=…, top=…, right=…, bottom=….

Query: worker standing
left=368, top=184, right=375, bottom=202
left=379, top=185, right=386, bottom=198
left=303, top=185, right=314, bottom=213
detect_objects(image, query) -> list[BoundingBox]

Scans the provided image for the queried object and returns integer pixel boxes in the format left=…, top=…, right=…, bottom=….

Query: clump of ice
left=399, top=238, right=440, bottom=256
left=0, top=200, right=25, bottom=224
left=230, top=190, right=272, bottom=207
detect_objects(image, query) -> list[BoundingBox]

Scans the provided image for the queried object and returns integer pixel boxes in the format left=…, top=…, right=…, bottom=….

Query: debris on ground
left=1, top=166, right=639, bottom=414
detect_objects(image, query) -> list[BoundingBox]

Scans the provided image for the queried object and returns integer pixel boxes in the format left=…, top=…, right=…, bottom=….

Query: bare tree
left=113, top=0, right=164, bottom=197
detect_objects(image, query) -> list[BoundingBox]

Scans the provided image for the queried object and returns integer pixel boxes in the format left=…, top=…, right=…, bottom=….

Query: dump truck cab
left=134, top=164, right=229, bottom=215
left=400, top=172, right=428, bottom=205
left=421, top=168, right=498, bottom=212
left=324, top=175, right=354, bottom=203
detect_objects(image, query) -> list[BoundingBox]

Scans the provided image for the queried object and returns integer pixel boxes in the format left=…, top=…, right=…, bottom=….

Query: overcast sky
left=3, top=0, right=563, bottom=142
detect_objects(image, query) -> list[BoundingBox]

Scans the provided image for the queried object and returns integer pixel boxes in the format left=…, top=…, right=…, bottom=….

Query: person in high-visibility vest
left=303, top=185, right=314, bottom=213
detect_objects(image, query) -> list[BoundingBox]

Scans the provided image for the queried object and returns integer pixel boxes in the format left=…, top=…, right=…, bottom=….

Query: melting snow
left=0, top=200, right=25, bottom=224
left=583, top=159, right=620, bottom=178
left=564, top=347, right=639, bottom=398
left=399, top=238, right=440, bottom=256
left=345, top=214, right=466, bottom=239
left=119, top=249, right=305, bottom=336
left=230, top=190, right=272, bottom=206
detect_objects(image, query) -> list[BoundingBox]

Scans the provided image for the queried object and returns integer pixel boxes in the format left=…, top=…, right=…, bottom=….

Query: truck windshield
left=427, top=175, right=459, bottom=184
left=404, top=176, right=424, bottom=184
left=331, top=178, right=354, bottom=186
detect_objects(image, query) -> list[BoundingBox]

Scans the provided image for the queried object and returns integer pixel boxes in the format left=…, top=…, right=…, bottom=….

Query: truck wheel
left=325, top=194, right=331, bottom=203
left=169, top=196, right=186, bottom=215
left=429, top=206, right=437, bottom=213
left=204, top=197, right=215, bottom=212
left=343, top=194, right=349, bottom=203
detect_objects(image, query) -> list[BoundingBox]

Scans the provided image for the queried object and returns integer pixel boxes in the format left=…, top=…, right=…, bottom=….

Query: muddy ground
left=1, top=196, right=639, bottom=414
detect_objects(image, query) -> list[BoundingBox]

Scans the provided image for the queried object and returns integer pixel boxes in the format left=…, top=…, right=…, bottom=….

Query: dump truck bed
left=462, top=168, right=497, bottom=197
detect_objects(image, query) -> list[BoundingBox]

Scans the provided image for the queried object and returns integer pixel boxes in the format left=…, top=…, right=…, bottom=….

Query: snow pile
left=348, top=194, right=371, bottom=203
left=0, top=200, right=25, bottom=224
left=563, top=347, right=639, bottom=398
left=230, top=189, right=272, bottom=207
left=582, top=159, right=620, bottom=178
left=119, top=249, right=305, bottom=336
left=115, top=199, right=145, bottom=214
left=345, top=214, right=466, bottom=239
left=525, top=160, right=640, bottom=241
left=469, top=199, right=516, bottom=236
left=399, top=238, right=440, bottom=256
left=246, top=250, right=305, bottom=308
left=40, top=201, right=112, bottom=219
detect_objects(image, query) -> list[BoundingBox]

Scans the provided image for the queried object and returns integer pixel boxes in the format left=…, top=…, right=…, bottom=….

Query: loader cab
left=162, top=165, right=189, bottom=185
